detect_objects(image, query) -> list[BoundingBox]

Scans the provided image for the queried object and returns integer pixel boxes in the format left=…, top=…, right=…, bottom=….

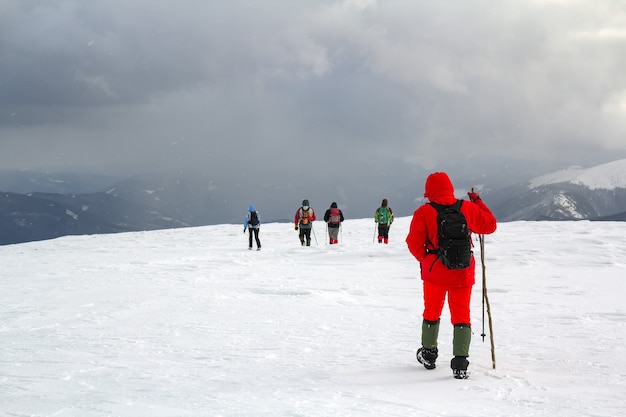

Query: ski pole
left=373, top=223, right=377, bottom=243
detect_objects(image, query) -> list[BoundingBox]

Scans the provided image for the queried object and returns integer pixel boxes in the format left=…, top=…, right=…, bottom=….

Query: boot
left=417, top=319, right=440, bottom=369
left=451, top=356, right=470, bottom=379
left=306, top=239, right=311, bottom=246
left=416, top=347, right=438, bottom=370
left=378, top=236, right=383, bottom=243
left=451, top=324, right=471, bottom=379
left=383, top=237, right=388, bottom=244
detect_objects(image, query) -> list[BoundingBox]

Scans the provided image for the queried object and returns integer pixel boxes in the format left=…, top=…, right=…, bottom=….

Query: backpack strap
left=425, top=203, right=442, bottom=271
left=430, top=199, right=463, bottom=212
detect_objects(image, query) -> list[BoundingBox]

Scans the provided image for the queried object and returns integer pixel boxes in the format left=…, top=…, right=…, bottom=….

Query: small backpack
left=377, top=207, right=390, bottom=224
left=428, top=200, right=471, bottom=270
left=301, top=208, right=310, bottom=225
left=329, top=207, right=341, bottom=225
left=249, top=211, right=259, bottom=226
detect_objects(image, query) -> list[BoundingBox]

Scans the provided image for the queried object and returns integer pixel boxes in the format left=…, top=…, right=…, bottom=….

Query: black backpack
left=427, top=200, right=471, bottom=270
left=249, top=211, right=259, bottom=226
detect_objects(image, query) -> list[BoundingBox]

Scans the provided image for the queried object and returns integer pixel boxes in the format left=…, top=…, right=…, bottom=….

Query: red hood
left=424, top=172, right=457, bottom=205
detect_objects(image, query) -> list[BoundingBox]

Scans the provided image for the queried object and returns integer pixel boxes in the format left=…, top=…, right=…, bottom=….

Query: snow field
left=1, top=217, right=626, bottom=416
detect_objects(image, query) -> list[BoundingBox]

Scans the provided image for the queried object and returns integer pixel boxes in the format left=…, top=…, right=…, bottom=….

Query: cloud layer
left=2, top=0, right=626, bottom=186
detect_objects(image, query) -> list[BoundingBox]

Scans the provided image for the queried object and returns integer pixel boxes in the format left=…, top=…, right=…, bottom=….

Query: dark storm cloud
left=2, top=0, right=626, bottom=182
left=0, top=1, right=219, bottom=108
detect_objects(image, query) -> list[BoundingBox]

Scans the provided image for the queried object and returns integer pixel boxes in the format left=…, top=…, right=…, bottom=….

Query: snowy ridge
left=529, top=158, right=626, bottom=190
left=2, top=218, right=626, bottom=416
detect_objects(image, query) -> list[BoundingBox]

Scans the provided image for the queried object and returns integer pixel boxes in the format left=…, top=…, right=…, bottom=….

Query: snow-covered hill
left=529, top=158, right=626, bottom=190
left=491, top=159, right=626, bottom=221
left=2, top=218, right=625, bottom=416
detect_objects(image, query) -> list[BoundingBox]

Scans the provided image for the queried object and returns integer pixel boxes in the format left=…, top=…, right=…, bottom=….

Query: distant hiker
left=244, top=204, right=261, bottom=250
left=294, top=199, right=316, bottom=246
left=406, top=172, right=496, bottom=379
left=323, top=202, right=344, bottom=244
left=374, top=198, right=394, bottom=244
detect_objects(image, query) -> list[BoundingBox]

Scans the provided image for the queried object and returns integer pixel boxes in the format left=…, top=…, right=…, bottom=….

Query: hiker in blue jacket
left=244, top=204, right=261, bottom=250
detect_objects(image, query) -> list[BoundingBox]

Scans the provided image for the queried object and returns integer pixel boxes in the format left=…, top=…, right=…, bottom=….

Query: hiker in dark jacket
left=323, top=202, right=344, bottom=244
left=406, top=172, right=496, bottom=379
left=244, top=204, right=261, bottom=250
left=294, top=199, right=316, bottom=246
left=374, top=198, right=394, bottom=244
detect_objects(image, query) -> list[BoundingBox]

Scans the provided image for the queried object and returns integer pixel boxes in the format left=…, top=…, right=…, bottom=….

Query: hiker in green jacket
left=375, top=198, right=394, bottom=244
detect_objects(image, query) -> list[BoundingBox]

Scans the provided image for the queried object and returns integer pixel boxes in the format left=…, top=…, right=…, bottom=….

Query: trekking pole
left=311, top=223, right=318, bottom=246
left=479, top=232, right=496, bottom=370
left=472, top=187, right=495, bottom=369
left=472, top=189, right=487, bottom=343
left=480, top=238, right=486, bottom=343
left=373, top=223, right=377, bottom=243
left=478, top=244, right=486, bottom=343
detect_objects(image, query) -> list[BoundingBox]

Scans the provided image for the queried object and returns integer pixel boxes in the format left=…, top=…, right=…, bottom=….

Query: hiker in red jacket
left=294, top=199, right=316, bottom=246
left=406, top=172, right=497, bottom=379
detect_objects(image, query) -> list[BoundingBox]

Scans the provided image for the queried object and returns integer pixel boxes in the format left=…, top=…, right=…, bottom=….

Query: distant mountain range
left=2, top=160, right=626, bottom=245
left=488, top=159, right=626, bottom=221
left=0, top=190, right=188, bottom=245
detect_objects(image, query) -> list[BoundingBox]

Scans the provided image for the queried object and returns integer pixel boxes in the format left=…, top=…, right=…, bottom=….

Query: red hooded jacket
left=406, top=172, right=497, bottom=287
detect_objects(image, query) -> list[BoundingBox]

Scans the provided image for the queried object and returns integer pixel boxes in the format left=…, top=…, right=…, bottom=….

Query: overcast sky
left=2, top=0, right=626, bottom=190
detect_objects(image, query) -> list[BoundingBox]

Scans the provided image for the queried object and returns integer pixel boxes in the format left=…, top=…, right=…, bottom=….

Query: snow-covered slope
left=529, top=158, right=626, bottom=190
left=491, top=158, right=626, bottom=221
left=2, top=218, right=626, bottom=416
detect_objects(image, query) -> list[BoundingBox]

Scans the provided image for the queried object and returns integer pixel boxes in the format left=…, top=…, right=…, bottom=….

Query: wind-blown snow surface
left=2, top=218, right=626, bottom=416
